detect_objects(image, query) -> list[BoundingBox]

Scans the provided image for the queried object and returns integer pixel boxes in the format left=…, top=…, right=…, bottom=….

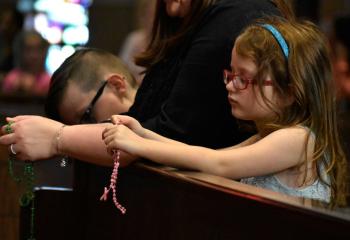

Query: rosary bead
left=99, top=149, right=126, bottom=214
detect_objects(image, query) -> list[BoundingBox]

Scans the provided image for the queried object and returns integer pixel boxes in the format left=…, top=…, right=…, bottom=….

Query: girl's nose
left=225, top=81, right=237, bottom=93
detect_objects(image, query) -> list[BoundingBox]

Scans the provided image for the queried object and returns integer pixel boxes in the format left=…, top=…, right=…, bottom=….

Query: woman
left=0, top=0, right=293, bottom=166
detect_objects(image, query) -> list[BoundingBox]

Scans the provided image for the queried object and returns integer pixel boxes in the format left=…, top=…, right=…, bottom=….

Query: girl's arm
left=110, top=115, right=188, bottom=146
left=140, top=128, right=188, bottom=146
left=104, top=125, right=313, bottom=179
left=219, top=134, right=261, bottom=150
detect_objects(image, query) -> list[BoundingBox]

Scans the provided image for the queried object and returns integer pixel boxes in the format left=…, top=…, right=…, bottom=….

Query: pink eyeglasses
left=223, top=69, right=273, bottom=90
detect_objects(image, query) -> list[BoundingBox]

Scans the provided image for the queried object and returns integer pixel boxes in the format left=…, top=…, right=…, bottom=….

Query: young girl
left=105, top=19, right=347, bottom=206
left=103, top=20, right=346, bottom=205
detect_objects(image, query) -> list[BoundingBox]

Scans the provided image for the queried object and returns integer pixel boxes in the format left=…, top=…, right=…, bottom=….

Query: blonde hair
left=235, top=18, right=348, bottom=207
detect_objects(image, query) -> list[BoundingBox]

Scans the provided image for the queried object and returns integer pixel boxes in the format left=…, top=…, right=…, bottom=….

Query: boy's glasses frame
left=79, top=80, right=108, bottom=124
left=223, top=69, right=273, bottom=90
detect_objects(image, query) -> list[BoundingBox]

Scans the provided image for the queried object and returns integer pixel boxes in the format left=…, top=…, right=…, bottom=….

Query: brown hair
left=135, top=0, right=294, bottom=71
left=235, top=18, right=348, bottom=207
left=135, top=0, right=218, bottom=70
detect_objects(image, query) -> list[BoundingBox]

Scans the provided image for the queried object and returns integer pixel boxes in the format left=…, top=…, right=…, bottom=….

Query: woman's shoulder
left=210, top=0, right=279, bottom=14
left=197, top=0, right=281, bottom=40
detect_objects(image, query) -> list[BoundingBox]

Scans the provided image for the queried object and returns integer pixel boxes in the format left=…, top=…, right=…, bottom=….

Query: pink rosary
left=100, top=120, right=126, bottom=214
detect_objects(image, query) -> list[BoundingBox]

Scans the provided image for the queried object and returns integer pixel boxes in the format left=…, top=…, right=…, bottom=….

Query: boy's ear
left=106, top=74, right=127, bottom=94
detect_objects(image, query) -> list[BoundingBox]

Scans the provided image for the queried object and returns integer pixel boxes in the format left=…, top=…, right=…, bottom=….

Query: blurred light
left=33, top=13, right=49, bottom=33
left=61, top=45, right=76, bottom=58
left=49, top=5, right=88, bottom=26
left=71, top=0, right=93, bottom=8
left=46, top=45, right=62, bottom=74
left=42, top=26, right=62, bottom=44
left=23, top=13, right=35, bottom=30
left=33, top=0, right=90, bottom=74
left=35, top=0, right=88, bottom=26
left=34, top=0, right=61, bottom=12
left=17, top=0, right=34, bottom=13
left=46, top=45, right=75, bottom=74
left=62, top=25, right=89, bottom=45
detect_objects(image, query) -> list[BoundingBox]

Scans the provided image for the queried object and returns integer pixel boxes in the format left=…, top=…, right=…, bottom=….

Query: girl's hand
left=103, top=124, right=143, bottom=155
left=110, top=115, right=145, bottom=137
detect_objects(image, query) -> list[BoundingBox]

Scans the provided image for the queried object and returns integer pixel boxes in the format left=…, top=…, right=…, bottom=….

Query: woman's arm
left=60, top=124, right=137, bottom=166
left=0, top=115, right=137, bottom=166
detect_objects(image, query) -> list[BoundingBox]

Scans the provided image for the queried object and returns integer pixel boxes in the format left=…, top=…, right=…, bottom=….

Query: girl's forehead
left=231, top=47, right=257, bottom=74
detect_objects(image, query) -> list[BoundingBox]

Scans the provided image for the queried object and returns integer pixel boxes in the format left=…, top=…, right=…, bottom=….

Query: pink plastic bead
left=100, top=149, right=126, bottom=214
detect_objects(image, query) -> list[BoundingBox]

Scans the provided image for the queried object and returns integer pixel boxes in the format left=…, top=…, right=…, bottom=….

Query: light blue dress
left=240, top=173, right=331, bottom=203
left=241, top=126, right=331, bottom=203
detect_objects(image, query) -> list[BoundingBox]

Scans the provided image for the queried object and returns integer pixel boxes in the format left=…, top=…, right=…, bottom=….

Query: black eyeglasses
left=79, top=81, right=108, bottom=124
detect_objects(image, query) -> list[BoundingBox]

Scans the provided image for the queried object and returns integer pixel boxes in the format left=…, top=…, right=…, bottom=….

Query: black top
left=128, top=0, right=281, bottom=148
left=72, top=1, right=282, bottom=237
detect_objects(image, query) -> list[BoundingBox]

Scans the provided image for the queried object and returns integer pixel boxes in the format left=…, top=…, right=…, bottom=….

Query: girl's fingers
left=102, top=127, right=109, bottom=140
left=106, top=145, right=115, bottom=156
left=111, top=115, right=121, bottom=124
left=111, top=115, right=133, bottom=125
left=103, top=135, right=116, bottom=146
left=102, top=125, right=117, bottom=139
left=111, top=115, right=118, bottom=124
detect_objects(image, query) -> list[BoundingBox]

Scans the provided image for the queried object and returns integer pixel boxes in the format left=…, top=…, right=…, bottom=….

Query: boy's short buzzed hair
left=45, top=47, right=136, bottom=121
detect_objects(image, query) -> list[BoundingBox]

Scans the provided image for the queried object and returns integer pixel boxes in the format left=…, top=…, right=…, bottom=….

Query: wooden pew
left=20, top=162, right=350, bottom=240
